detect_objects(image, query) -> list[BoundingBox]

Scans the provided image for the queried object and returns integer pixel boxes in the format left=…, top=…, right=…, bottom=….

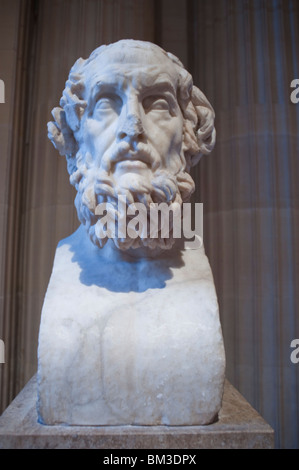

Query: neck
left=100, top=237, right=185, bottom=262
left=105, top=239, right=169, bottom=260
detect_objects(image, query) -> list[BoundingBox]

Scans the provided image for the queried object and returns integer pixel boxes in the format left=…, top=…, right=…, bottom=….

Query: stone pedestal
left=0, top=375, right=274, bottom=449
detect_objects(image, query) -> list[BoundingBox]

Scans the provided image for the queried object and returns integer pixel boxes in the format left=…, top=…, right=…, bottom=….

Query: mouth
left=115, top=160, right=149, bottom=171
left=114, top=151, right=151, bottom=171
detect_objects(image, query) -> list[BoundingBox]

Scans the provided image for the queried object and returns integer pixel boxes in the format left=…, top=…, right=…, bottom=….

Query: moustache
left=100, top=141, right=161, bottom=173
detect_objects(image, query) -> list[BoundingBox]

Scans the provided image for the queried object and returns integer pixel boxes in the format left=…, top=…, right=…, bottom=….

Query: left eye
left=143, top=96, right=170, bottom=112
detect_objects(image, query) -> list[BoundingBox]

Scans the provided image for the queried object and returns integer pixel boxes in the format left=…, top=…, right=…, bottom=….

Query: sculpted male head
left=48, top=39, right=215, bottom=250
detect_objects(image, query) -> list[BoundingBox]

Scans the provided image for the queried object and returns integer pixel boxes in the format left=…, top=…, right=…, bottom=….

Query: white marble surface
left=38, top=40, right=225, bottom=426
left=38, top=226, right=225, bottom=425
left=47, top=40, right=216, bottom=251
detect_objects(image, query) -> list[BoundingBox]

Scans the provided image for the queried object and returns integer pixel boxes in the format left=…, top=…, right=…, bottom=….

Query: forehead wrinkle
left=140, top=79, right=177, bottom=98
left=131, top=68, right=178, bottom=96
left=89, top=70, right=178, bottom=104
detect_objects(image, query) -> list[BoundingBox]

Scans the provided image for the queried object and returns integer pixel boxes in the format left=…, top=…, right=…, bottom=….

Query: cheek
left=81, top=118, right=116, bottom=154
left=147, top=115, right=184, bottom=153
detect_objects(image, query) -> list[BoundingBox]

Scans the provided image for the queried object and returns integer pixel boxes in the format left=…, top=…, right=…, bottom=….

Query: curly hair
left=47, top=40, right=216, bottom=175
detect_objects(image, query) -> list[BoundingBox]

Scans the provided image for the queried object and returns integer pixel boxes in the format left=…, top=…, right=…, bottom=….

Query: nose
left=116, top=98, right=145, bottom=142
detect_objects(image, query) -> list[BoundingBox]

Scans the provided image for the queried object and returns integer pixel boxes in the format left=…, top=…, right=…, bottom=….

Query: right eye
left=93, top=95, right=122, bottom=116
left=95, top=98, right=114, bottom=110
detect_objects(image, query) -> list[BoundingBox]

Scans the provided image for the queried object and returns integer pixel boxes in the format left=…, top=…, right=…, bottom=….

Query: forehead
left=85, top=46, right=180, bottom=95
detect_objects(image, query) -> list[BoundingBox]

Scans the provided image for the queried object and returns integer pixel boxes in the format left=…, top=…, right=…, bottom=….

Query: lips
left=101, top=141, right=159, bottom=174
left=113, top=151, right=151, bottom=171
left=116, top=159, right=148, bottom=170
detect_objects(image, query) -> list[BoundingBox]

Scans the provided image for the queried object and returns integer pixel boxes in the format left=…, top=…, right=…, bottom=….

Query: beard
left=70, top=141, right=195, bottom=251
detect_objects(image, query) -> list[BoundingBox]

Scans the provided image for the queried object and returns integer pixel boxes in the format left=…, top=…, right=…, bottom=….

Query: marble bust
left=37, top=39, right=225, bottom=426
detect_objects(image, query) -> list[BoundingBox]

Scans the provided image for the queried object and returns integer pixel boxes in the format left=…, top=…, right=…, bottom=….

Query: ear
left=191, top=86, right=216, bottom=162
left=182, top=119, right=201, bottom=171
left=47, top=107, right=78, bottom=157
left=181, top=86, right=216, bottom=170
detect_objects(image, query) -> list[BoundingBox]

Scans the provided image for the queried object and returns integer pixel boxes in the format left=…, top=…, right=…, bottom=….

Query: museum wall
left=0, top=0, right=298, bottom=448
